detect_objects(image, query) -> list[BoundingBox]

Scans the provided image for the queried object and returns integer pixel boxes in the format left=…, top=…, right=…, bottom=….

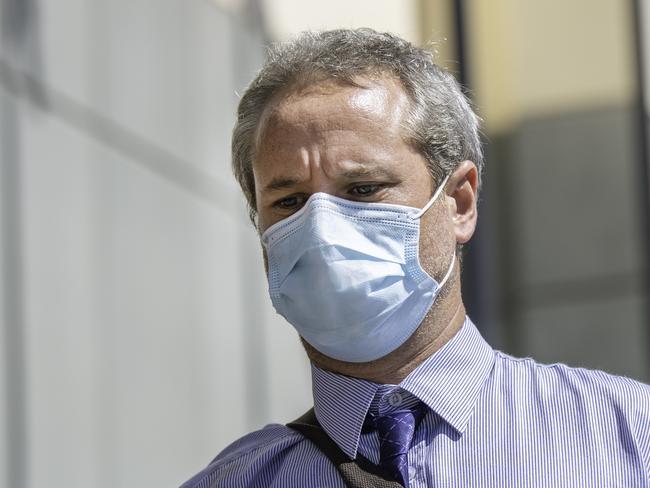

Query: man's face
left=253, top=75, right=456, bottom=284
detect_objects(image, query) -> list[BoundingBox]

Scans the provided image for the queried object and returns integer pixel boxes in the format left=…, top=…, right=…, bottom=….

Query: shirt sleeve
left=179, top=424, right=306, bottom=488
left=630, top=381, right=650, bottom=481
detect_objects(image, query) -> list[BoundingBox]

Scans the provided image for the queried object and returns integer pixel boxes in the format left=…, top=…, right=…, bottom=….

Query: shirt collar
left=311, top=316, right=495, bottom=459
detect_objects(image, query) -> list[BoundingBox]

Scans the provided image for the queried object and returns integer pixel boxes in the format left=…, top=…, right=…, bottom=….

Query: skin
left=253, top=75, right=479, bottom=384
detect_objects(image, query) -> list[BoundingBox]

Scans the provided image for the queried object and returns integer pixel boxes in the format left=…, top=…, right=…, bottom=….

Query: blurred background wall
left=0, top=0, right=648, bottom=487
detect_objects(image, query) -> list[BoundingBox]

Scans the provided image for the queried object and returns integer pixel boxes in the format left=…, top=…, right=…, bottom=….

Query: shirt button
left=408, top=466, right=417, bottom=481
left=387, top=391, right=403, bottom=407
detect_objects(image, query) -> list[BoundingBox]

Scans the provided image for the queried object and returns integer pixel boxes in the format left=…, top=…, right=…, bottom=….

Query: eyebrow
left=263, top=177, right=302, bottom=192
left=262, top=166, right=400, bottom=192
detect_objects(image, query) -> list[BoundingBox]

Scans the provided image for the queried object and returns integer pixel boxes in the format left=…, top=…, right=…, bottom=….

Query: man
left=182, top=28, right=650, bottom=487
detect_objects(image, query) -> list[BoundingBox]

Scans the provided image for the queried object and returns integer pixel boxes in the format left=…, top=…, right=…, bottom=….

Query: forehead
left=253, top=75, right=411, bottom=153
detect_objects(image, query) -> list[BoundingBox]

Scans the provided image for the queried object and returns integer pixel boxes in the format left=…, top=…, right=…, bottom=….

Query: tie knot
left=366, top=400, right=427, bottom=486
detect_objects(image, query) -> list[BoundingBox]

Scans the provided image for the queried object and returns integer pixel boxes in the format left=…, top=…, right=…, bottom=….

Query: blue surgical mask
left=261, top=175, right=455, bottom=363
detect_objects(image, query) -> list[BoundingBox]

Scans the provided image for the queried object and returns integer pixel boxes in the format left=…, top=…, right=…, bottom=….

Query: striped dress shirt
left=181, top=317, right=650, bottom=487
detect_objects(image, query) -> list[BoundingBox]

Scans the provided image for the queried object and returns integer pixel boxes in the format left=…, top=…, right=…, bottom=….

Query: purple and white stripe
left=181, top=317, right=650, bottom=487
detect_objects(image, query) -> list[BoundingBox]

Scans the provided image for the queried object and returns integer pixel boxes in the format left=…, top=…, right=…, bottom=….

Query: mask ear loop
left=438, top=251, right=456, bottom=288
left=412, top=173, right=451, bottom=220
left=412, top=172, right=456, bottom=289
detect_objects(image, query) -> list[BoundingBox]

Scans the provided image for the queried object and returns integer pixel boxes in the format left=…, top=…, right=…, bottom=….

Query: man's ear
left=446, top=160, right=478, bottom=244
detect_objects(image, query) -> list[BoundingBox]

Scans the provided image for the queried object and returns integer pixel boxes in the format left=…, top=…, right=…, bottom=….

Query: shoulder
left=180, top=423, right=318, bottom=488
left=494, top=352, right=650, bottom=464
left=495, top=350, right=650, bottom=405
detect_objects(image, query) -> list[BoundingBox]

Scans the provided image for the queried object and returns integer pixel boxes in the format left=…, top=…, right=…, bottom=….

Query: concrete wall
left=260, top=0, right=419, bottom=43
left=466, top=0, right=649, bottom=382
left=0, top=1, right=311, bottom=487
left=486, top=107, right=648, bottom=381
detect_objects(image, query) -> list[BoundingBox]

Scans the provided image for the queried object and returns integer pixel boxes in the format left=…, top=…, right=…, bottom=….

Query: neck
left=304, top=277, right=466, bottom=384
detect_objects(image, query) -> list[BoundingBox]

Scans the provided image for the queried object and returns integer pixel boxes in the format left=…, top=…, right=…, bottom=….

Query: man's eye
left=351, top=184, right=380, bottom=196
left=275, top=195, right=302, bottom=209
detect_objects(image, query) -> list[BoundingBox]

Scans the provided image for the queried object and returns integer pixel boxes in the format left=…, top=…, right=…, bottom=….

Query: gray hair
left=232, top=28, right=483, bottom=223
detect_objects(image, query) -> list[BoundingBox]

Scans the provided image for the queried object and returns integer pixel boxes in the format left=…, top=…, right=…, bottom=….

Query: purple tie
left=370, top=402, right=426, bottom=487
